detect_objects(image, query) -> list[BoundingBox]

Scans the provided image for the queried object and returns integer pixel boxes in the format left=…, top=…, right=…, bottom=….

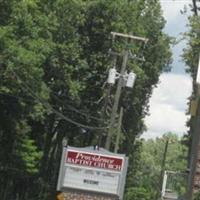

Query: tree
left=125, top=187, right=151, bottom=200
left=182, top=9, right=200, bottom=200
left=194, top=191, right=200, bottom=200
left=128, top=133, right=188, bottom=199
left=0, top=0, right=172, bottom=199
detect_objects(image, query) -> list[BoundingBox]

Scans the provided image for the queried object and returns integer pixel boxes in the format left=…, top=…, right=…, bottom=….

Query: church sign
left=57, top=146, right=128, bottom=200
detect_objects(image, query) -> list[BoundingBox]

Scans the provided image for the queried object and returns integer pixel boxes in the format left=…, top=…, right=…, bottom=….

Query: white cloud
left=142, top=73, right=192, bottom=139
left=141, top=1, right=192, bottom=139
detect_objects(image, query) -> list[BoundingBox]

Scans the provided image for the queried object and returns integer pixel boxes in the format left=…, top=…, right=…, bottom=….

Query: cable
left=51, top=94, right=104, bottom=122
left=10, top=69, right=108, bottom=130
left=12, top=65, right=105, bottom=123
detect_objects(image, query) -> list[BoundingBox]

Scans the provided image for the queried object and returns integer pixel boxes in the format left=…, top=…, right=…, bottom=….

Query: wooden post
left=114, top=107, right=123, bottom=153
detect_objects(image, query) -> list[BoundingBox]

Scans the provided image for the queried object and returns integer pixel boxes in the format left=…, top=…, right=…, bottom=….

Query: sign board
left=57, top=146, right=128, bottom=200
left=66, top=150, right=123, bottom=171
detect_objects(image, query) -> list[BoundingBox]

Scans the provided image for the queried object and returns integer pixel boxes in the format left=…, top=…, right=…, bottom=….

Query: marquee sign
left=57, top=146, right=128, bottom=200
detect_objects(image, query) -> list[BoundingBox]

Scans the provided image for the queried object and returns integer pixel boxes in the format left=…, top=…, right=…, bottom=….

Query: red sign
left=66, top=150, right=123, bottom=171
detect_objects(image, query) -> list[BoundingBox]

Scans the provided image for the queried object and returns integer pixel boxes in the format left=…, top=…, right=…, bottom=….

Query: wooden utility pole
left=157, top=138, right=169, bottom=200
left=114, top=107, right=123, bottom=153
left=187, top=56, right=200, bottom=200
left=105, top=32, right=148, bottom=150
left=105, top=50, right=129, bottom=150
left=160, top=139, right=169, bottom=184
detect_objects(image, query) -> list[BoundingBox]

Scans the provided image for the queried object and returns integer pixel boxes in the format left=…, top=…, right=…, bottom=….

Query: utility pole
left=105, top=49, right=129, bottom=150
left=105, top=32, right=148, bottom=150
left=157, top=138, right=169, bottom=200
left=187, top=55, right=200, bottom=200
left=114, top=107, right=123, bottom=153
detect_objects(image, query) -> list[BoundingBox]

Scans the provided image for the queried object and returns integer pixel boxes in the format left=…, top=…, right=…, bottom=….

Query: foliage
left=124, top=187, right=151, bottom=200
left=194, top=191, right=200, bottom=200
left=182, top=12, right=200, bottom=200
left=183, top=15, right=200, bottom=78
left=131, top=133, right=188, bottom=199
left=0, top=0, right=171, bottom=199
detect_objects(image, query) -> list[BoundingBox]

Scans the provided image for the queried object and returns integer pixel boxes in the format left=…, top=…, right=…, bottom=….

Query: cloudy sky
left=142, top=0, right=193, bottom=139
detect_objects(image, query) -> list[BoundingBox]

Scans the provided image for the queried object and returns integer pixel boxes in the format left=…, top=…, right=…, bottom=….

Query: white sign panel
left=63, top=165, right=120, bottom=194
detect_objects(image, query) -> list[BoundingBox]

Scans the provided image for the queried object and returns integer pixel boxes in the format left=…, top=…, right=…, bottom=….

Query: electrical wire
left=10, top=69, right=108, bottom=130
left=51, top=94, right=104, bottom=122
left=12, top=65, right=105, bottom=123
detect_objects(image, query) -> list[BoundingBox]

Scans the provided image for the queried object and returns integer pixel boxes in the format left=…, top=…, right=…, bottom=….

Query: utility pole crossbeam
left=105, top=32, right=148, bottom=150
left=111, top=32, right=148, bottom=43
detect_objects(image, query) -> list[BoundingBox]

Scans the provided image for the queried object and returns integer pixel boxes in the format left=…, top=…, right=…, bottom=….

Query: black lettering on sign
left=83, top=179, right=99, bottom=185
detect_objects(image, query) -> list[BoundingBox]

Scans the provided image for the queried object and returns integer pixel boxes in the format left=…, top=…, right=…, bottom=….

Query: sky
left=142, top=0, right=193, bottom=139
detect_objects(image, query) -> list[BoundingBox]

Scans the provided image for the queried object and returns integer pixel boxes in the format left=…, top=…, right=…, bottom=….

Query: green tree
left=125, top=187, right=151, bottom=200
left=0, top=0, right=54, bottom=199
left=194, top=191, right=200, bottom=200
left=182, top=11, right=200, bottom=200
left=0, top=0, right=172, bottom=199
left=128, top=133, right=188, bottom=199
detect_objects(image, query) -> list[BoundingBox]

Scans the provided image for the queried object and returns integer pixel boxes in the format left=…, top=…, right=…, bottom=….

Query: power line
left=10, top=69, right=108, bottom=130
left=51, top=94, right=104, bottom=122
left=12, top=65, right=105, bottom=123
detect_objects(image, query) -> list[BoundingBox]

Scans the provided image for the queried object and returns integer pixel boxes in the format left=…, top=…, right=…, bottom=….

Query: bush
left=124, top=187, right=151, bottom=200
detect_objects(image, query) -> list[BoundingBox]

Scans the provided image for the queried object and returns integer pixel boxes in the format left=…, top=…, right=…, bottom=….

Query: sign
left=66, top=150, right=123, bottom=171
left=57, top=146, right=128, bottom=200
